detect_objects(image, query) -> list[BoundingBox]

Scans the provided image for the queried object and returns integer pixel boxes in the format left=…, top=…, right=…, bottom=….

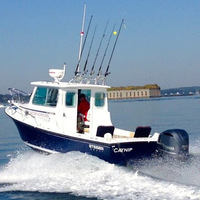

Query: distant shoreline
left=1, top=86, right=200, bottom=103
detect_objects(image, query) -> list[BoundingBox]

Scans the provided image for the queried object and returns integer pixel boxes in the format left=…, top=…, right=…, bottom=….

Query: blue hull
left=12, top=119, right=158, bottom=165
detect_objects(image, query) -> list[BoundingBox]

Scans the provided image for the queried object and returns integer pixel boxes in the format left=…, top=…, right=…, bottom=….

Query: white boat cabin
left=9, top=67, right=155, bottom=141
left=26, top=81, right=114, bottom=138
left=8, top=66, right=156, bottom=142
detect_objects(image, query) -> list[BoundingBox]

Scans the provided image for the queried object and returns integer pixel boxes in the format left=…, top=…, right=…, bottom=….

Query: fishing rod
left=82, top=25, right=97, bottom=76
left=97, top=24, right=116, bottom=76
left=104, top=19, right=124, bottom=77
left=75, top=14, right=93, bottom=76
left=89, top=20, right=109, bottom=76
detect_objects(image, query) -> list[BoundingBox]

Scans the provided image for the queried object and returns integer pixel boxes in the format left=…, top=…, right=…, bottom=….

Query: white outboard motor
left=157, top=129, right=189, bottom=160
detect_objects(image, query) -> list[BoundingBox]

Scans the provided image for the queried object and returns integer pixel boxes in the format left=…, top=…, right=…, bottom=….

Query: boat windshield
left=32, top=87, right=58, bottom=107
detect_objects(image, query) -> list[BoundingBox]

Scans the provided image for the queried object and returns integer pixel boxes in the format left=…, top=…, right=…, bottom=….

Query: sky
left=0, top=0, right=200, bottom=94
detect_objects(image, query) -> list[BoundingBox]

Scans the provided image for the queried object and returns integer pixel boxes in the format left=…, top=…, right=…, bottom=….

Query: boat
left=5, top=11, right=189, bottom=165
left=0, top=103, right=5, bottom=108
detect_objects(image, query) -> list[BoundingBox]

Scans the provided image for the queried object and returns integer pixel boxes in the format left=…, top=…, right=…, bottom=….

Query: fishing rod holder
left=95, top=73, right=107, bottom=85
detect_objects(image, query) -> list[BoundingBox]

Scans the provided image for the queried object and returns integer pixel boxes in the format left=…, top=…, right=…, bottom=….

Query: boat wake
left=128, top=154, right=200, bottom=188
left=0, top=150, right=200, bottom=200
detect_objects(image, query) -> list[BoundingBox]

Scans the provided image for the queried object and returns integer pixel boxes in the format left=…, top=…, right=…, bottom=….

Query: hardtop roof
left=31, top=81, right=110, bottom=90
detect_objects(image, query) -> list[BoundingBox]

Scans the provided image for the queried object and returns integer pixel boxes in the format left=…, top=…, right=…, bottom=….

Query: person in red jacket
left=77, top=93, right=90, bottom=133
left=78, top=93, right=90, bottom=121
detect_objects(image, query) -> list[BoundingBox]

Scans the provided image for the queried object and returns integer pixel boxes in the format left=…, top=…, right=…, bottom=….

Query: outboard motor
left=157, top=129, right=189, bottom=160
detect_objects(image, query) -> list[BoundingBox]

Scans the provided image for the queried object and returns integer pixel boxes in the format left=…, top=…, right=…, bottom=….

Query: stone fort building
left=107, top=84, right=161, bottom=99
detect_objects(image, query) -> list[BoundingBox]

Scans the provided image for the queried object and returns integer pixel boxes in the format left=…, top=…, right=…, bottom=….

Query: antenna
left=77, top=4, right=86, bottom=70
left=104, top=19, right=124, bottom=77
left=75, top=14, right=93, bottom=76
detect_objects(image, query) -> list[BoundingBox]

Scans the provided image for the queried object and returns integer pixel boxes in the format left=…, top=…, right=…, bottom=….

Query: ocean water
left=1, top=96, right=200, bottom=200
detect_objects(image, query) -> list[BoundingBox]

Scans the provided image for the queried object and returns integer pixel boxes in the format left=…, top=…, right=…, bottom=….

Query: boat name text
left=113, top=147, right=133, bottom=153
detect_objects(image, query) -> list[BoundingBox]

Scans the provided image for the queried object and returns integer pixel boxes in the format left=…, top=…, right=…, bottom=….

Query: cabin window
left=32, top=87, right=58, bottom=107
left=66, top=92, right=76, bottom=107
left=79, top=89, right=91, bottom=102
left=95, top=92, right=105, bottom=107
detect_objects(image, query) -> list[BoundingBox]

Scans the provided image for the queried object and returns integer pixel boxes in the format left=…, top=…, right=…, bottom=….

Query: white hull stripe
left=24, top=142, right=59, bottom=154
